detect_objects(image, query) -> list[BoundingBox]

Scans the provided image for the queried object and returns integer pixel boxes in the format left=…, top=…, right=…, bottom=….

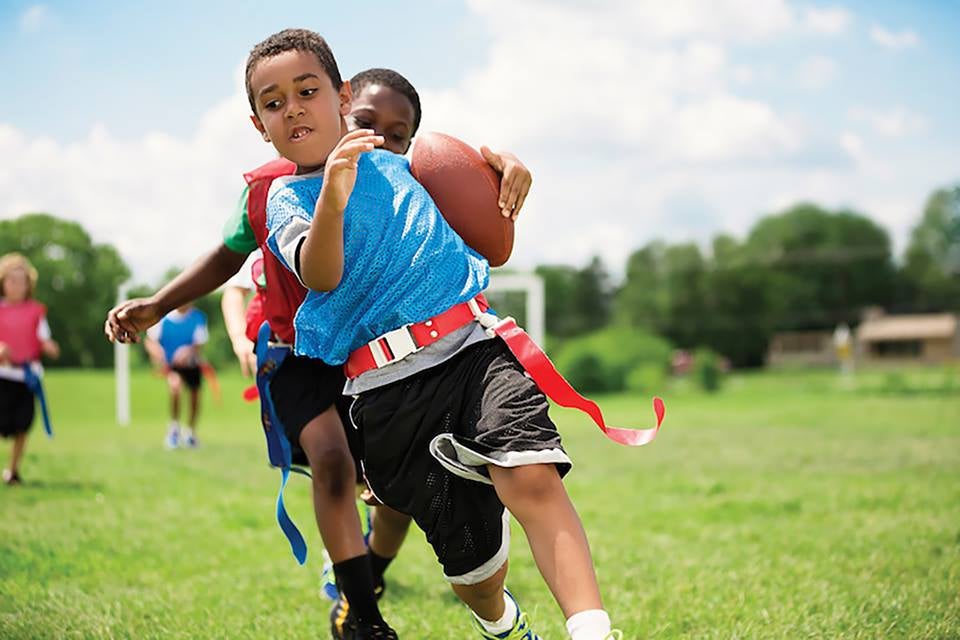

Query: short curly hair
left=350, top=68, right=422, bottom=136
left=245, top=29, right=343, bottom=115
left=0, top=252, right=38, bottom=299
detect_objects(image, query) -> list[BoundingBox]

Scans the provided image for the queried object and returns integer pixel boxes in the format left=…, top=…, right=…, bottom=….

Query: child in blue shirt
left=251, top=29, right=620, bottom=640
left=146, top=304, right=207, bottom=449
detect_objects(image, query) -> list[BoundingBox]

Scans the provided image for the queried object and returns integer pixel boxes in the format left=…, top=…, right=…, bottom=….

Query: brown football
left=410, top=132, right=514, bottom=267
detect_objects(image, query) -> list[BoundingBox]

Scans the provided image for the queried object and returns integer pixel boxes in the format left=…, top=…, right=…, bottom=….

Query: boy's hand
left=171, top=346, right=197, bottom=368
left=231, top=335, right=257, bottom=378
left=41, top=340, right=60, bottom=360
left=105, top=298, right=163, bottom=344
left=318, top=129, right=384, bottom=215
left=480, top=146, right=532, bottom=221
left=0, top=342, right=9, bottom=365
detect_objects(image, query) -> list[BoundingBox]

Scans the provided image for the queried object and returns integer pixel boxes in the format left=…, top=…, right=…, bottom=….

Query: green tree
left=615, top=241, right=668, bottom=331
left=898, top=186, right=960, bottom=311
left=701, top=234, right=784, bottom=367
left=745, top=203, right=894, bottom=329
left=0, top=213, right=130, bottom=367
left=536, top=256, right=613, bottom=339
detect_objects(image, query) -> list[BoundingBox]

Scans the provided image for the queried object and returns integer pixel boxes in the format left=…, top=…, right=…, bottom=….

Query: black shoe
left=330, top=595, right=357, bottom=640
left=373, top=576, right=386, bottom=601
left=354, top=622, right=398, bottom=639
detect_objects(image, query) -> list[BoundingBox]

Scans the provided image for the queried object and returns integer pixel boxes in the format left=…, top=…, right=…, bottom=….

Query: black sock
left=368, top=548, right=394, bottom=586
left=333, top=554, right=384, bottom=625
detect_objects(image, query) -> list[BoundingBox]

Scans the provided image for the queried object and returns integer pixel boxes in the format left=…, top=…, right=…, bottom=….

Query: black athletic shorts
left=0, top=378, right=35, bottom=438
left=270, top=353, right=360, bottom=471
left=350, top=339, right=571, bottom=584
left=171, top=365, right=202, bottom=390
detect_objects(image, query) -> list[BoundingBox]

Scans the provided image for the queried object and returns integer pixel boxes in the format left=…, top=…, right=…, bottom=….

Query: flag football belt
left=253, top=321, right=311, bottom=565
left=1, top=363, right=54, bottom=438
left=345, top=295, right=666, bottom=447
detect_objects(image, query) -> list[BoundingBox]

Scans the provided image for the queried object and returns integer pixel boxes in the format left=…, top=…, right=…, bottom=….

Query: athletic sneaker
left=164, top=422, right=180, bottom=449
left=2, top=468, right=22, bottom=486
left=183, top=428, right=198, bottom=449
left=353, top=622, right=398, bottom=639
left=475, top=590, right=541, bottom=640
left=329, top=596, right=397, bottom=640
left=321, top=498, right=378, bottom=601
left=321, top=549, right=340, bottom=601
left=329, top=595, right=354, bottom=639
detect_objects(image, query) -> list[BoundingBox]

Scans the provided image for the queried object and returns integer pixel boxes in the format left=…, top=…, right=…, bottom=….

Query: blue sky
left=0, top=0, right=488, bottom=141
left=1, top=0, right=958, bottom=281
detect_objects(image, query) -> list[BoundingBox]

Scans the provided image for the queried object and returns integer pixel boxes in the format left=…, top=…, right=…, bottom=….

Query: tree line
left=531, top=184, right=959, bottom=367
left=1, top=184, right=957, bottom=369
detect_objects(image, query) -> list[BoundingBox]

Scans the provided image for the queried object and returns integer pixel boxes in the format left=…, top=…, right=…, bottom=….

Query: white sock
left=566, top=609, right=611, bottom=640
left=474, top=590, right=518, bottom=635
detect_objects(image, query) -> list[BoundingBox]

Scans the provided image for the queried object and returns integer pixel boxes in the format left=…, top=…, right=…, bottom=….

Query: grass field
left=1, top=366, right=958, bottom=639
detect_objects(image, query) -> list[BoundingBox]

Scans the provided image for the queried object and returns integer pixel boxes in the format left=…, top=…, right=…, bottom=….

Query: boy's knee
left=303, top=440, right=356, bottom=499
left=491, top=464, right=563, bottom=506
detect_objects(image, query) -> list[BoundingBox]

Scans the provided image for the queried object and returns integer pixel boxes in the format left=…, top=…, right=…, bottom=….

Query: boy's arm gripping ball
left=411, top=132, right=515, bottom=267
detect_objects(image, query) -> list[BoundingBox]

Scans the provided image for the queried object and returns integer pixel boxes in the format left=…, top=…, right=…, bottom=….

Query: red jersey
left=0, top=299, right=46, bottom=364
left=243, top=158, right=303, bottom=344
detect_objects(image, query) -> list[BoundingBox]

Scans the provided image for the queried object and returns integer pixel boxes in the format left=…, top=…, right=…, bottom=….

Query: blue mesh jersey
left=266, top=149, right=489, bottom=364
left=148, top=308, right=208, bottom=364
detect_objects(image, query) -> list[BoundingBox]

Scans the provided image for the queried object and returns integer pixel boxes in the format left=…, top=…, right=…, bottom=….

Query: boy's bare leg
left=368, top=505, right=412, bottom=559
left=489, top=463, right=603, bottom=618
left=299, top=407, right=366, bottom=561
left=187, top=388, right=200, bottom=429
left=300, top=407, right=390, bottom=630
left=168, top=373, right=181, bottom=423
left=9, top=432, right=27, bottom=475
left=451, top=560, right=509, bottom=622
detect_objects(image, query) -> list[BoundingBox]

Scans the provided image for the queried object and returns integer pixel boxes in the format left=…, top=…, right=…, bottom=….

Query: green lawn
left=1, top=367, right=958, bottom=639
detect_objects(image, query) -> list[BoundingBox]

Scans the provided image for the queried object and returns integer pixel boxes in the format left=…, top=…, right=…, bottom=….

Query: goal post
left=486, top=271, right=545, bottom=347
left=115, top=283, right=131, bottom=426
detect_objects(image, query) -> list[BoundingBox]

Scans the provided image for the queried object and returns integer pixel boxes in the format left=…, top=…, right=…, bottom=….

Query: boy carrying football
left=253, top=29, right=624, bottom=640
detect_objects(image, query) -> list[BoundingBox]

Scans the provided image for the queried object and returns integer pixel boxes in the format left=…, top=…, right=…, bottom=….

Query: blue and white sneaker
left=183, top=428, right=198, bottom=449
left=320, top=498, right=377, bottom=602
left=164, top=422, right=180, bottom=449
left=320, top=549, right=340, bottom=601
left=474, top=590, right=541, bottom=639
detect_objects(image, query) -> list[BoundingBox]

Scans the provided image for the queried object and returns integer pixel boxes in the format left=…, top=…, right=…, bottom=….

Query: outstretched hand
left=232, top=336, right=257, bottom=378
left=104, top=297, right=163, bottom=344
left=480, top=146, right=532, bottom=221
left=318, top=129, right=384, bottom=215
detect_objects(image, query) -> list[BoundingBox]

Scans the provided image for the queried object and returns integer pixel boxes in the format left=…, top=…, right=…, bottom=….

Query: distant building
left=766, top=330, right=836, bottom=367
left=855, top=311, right=960, bottom=364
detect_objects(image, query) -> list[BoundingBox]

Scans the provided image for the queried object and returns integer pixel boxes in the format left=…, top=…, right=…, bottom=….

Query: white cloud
left=849, top=107, right=927, bottom=137
left=19, top=5, right=50, bottom=32
left=0, top=68, right=275, bottom=282
left=839, top=131, right=867, bottom=164
left=803, top=6, right=853, bottom=35
left=0, top=1, right=951, bottom=283
left=464, top=0, right=798, bottom=43
left=870, top=25, right=920, bottom=50
left=795, top=55, right=837, bottom=89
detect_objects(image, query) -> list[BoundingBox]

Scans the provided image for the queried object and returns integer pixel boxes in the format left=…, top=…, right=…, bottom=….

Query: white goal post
left=114, top=283, right=131, bottom=426
left=487, top=271, right=545, bottom=347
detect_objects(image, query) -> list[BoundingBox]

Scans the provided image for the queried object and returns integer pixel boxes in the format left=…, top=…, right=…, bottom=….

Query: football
left=410, top=132, right=515, bottom=267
